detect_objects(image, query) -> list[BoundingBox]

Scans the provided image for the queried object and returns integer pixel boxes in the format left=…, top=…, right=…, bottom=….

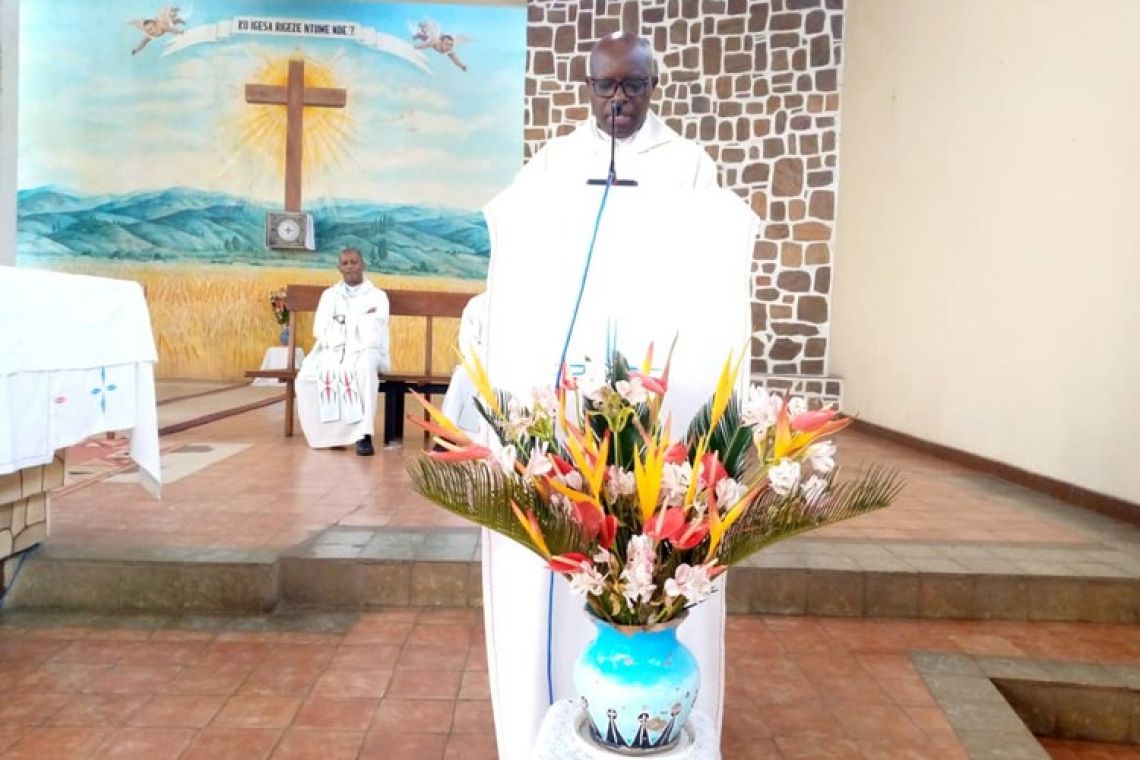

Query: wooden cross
left=244, top=59, right=347, bottom=212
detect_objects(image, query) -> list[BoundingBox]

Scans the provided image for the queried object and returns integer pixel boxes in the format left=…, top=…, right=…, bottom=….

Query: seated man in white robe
left=439, top=292, right=488, bottom=435
left=296, top=248, right=391, bottom=456
left=481, top=32, right=745, bottom=760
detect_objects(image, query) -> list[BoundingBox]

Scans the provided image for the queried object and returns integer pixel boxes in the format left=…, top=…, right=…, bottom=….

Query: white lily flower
left=715, top=477, right=746, bottom=510
left=494, top=445, right=518, bottom=476
left=568, top=563, right=607, bottom=596
left=787, top=396, right=808, bottom=420
left=504, top=397, right=532, bottom=438
left=664, top=563, right=716, bottom=604
left=605, top=466, right=635, bottom=499
left=806, top=440, right=836, bottom=474
left=621, top=535, right=657, bottom=605
left=801, top=474, right=829, bottom=506
left=661, top=462, right=692, bottom=506
left=614, top=378, right=648, bottom=405
left=741, top=385, right=778, bottom=431
left=579, top=360, right=608, bottom=401
left=522, top=443, right=553, bottom=478
left=768, top=459, right=801, bottom=496
left=532, top=386, right=558, bottom=418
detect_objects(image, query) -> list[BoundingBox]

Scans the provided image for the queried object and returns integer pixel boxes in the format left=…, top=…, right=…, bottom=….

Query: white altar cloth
left=0, top=266, right=162, bottom=493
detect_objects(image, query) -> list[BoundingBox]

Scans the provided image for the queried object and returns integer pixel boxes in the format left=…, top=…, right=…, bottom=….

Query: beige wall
left=831, top=0, right=1140, bottom=503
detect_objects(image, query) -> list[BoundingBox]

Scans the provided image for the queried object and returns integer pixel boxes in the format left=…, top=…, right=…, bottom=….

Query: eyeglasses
left=585, top=77, right=654, bottom=98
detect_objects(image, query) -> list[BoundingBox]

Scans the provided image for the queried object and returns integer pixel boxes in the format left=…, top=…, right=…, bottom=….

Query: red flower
left=599, top=515, right=617, bottom=549
left=572, top=500, right=604, bottom=540
left=664, top=443, right=689, bottom=465
left=644, top=507, right=685, bottom=542
left=790, top=408, right=839, bottom=433
left=699, top=452, right=727, bottom=490
left=549, top=553, right=590, bottom=573
left=629, top=370, right=667, bottom=395
left=671, top=519, right=710, bottom=550
left=549, top=455, right=575, bottom=476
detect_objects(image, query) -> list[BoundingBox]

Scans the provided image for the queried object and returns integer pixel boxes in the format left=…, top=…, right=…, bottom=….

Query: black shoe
left=355, top=435, right=374, bottom=457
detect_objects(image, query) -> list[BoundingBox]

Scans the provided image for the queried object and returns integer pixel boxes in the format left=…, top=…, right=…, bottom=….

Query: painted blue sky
left=18, top=0, right=525, bottom=210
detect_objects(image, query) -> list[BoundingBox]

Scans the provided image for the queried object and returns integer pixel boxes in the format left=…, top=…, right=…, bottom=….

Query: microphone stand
left=587, top=100, right=638, bottom=187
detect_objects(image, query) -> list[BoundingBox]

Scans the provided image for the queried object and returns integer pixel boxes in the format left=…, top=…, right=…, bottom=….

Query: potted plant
left=407, top=346, right=901, bottom=753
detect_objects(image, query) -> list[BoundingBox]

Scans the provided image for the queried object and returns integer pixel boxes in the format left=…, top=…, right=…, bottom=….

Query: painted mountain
left=16, top=186, right=489, bottom=279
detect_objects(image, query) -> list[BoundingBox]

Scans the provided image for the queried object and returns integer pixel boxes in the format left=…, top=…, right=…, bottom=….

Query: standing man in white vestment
left=296, top=248, right=392, bottom=456
left=482, top=33, right=748, bottom=759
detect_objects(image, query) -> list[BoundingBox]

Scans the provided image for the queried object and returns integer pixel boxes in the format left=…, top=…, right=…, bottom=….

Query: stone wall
left=0, top=455, right=61, bottom=591
left=524, top=0, right=845, bottom=400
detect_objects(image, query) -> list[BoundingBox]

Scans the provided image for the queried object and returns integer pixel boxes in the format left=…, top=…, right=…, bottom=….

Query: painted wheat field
left=55, top=263, right=482, bottom=381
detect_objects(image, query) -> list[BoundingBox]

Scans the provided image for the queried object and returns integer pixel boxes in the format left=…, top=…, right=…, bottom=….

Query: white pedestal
left=532, top=700, right=719, bottom=760
left=252, top=347, right=304, bottom=386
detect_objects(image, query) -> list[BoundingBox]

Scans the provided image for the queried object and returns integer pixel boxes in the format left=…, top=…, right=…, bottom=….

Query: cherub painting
left=411, top=20, right=471, bottom=72
left=128, top=5, right=187, bottom=55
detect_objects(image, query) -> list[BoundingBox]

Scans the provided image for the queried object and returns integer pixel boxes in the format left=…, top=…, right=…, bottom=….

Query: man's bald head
left=588, top=33, right=657, bottom=78
left=586, top=33, right=659, bottom=138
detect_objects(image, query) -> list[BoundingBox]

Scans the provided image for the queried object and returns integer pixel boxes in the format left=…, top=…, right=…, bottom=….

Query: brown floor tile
left=292, top=697, right=378, bottom=731
left=212, top=695, right=301, bottom=730
left=457, top=671, right=491, bottom=701
left=358, top=730, right=448, bottom=760
left=0, top=726, right=24, bottom=752
left=774, top=735, right=865, bottom=759
left=127, top=694, right=226, bottom=728
left=328, top=644, right=402, bottom=670
left=180, top=727, right=282, bottom=760
left=239, top=664, right=325, bottom=696
left=386, top=669, right=464, bottom=700
left=449, top=700, right=493, bottom=734
left=0, top=692, right=73, bottom=726
left=163, top=662, right=253, bottom=696
left=86, top=665, right=184, bottom=695
left=90, top=727, right=195, bottom=759
left=3, top=726, right=111, bottom=759
left=311, top=668, right=393, bottom=700
left=398, top=643, right=469, bottom=671
left=269, top=729, right=365, bottom=760
left=49, top=695, right=149, bottom=727
left=443, top=732, right=498, bottom=760
left=371, top=698, right=454, bottom=734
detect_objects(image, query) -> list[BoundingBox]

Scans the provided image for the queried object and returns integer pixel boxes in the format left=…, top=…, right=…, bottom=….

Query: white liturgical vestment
left=480, top=175, right=757, bottom=759
left=440, top=292, right=488, bottom=435
left=518, top=111, right=719, bottom=190
left=296, top=280, right=391, bottom=448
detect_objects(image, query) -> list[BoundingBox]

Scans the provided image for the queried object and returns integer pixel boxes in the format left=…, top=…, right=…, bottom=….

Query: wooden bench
left=245, top=284, right=472, bottom=444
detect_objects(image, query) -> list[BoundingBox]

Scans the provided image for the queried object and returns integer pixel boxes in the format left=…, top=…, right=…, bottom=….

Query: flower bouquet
left=269, top=288, right=289, bottom=326
left=269, top=288, right=290, bottom=345
left=407, top=344, right=901, bottom=751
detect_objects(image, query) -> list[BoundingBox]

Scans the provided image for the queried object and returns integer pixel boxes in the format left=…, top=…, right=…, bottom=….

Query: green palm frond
left=715, top=465, right=904, bottom=567
left=684, top=394, right=753, bottom=478
left=407, top=458, right=588, bottom=558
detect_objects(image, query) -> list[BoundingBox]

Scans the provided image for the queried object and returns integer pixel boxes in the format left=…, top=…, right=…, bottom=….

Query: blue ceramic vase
left=574, top=611, right=699, bottom=754
left=278, top=326, right=290, bottom=346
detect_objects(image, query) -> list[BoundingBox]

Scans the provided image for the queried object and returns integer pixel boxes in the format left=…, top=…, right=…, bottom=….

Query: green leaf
left=714, top=465, right=904, bottom=567
left=406, top=458, right=588, bottom=559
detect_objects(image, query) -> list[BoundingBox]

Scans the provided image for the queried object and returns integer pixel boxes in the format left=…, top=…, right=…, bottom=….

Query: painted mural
left=16, top=1, right=524, bottom=379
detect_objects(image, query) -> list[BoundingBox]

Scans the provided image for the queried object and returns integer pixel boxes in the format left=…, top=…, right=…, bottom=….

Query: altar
left=0, top=266, right=162, bottom=581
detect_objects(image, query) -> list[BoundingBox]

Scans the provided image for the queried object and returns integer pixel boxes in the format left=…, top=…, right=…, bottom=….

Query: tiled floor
left=1, top=610, right=1139, bottom=759
left=49, top=399, right=1113, bottom=553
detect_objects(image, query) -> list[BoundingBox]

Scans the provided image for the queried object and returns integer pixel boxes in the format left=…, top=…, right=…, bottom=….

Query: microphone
left=587, top=99, right=638, bottom=187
